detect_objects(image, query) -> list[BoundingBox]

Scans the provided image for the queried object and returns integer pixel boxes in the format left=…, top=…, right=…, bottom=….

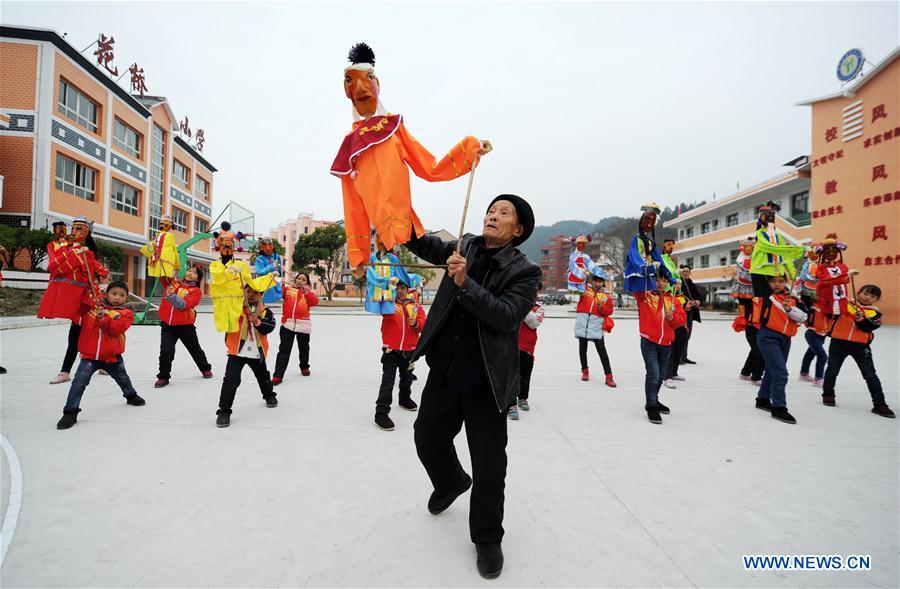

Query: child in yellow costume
left=209, top=228, right=276, bottom=333
left=140, top=214, right=179, bottom=282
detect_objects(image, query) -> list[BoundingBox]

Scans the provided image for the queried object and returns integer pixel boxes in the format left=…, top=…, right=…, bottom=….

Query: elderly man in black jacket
left=406, top=194, right=540, bottom=579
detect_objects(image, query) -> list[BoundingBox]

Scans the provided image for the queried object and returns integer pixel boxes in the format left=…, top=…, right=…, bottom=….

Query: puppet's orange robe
left=331, top=114, right=482, bottom=269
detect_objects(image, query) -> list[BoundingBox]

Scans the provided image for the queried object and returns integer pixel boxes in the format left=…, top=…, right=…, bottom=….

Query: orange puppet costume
left=330, top=43, right=486, bottom=270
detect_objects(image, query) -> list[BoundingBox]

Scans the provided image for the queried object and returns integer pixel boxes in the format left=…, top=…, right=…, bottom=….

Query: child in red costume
left=814, top=234, right=857, bottom=319
left=574, top=273, right=616, bottom=386
left=273, top=272, right=320, bottom=384
left=154, top=265, right=213, bottom=388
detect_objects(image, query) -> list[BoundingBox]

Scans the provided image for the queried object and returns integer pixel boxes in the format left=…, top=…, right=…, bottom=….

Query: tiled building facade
left=0, top=25, right=217, bottom=295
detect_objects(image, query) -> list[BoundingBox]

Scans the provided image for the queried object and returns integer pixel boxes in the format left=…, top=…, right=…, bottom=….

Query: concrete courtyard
left=1, top=306, right=898, bottom=588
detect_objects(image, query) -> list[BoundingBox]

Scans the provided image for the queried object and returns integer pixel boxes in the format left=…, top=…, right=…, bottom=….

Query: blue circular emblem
left=837, top=49, right=864, bottom=82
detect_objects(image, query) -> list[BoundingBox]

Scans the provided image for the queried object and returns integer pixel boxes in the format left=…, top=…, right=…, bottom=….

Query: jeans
left=823, top=339, right=885, bottom=405
left=756, top=327, right=791, bottom=408
left=157, top=324, right=212, bottom=379
left=376, top=349, right=413, bottom=415
left=61, top=322, right=81, bottom=373
left=578, top=337, right=612, bottom=374
left=414, top=369, right=508, bottom=544
left=800, top=330, right=827, bottom=379
left=273, top=326, right=311, bottom=378
left=217, top=355, right=275, bottom=415
left=639, top=338, right=670, bottom=408
left=741, top=325, right=765, bottom=381
left=665, top=326, right=687, bottom=379
left=64, top=356, right=138, bottom=411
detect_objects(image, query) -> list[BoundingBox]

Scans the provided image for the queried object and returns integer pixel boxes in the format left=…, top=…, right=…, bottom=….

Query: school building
left=0, top=24, right=217, bottom=295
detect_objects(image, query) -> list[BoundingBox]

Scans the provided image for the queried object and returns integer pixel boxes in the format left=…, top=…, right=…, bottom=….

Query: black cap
left=485, top=194, right=535, bottom=247
left=52, top=221, right=67, bottom=228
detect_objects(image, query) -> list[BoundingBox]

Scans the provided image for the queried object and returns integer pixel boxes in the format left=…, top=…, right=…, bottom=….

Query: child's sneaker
left=656, top=400, right=670, bottom=414
left=399, top=398, right=418, bottom=411
left=812, top=378, right=824, bottom=387
left=605, top=374, right=617, bottom=388
left=518, top=399, right=530, bottom=411
left=581, top=368, right=589, bottom=382
left=201, top=370, right=214, bottom=379
left=771, top=407, right=797, bottom=424
left=646, top=407, right=662, bottom=424
left=56, top=409, right=80, bottom=429
left=739, top=374, right=752, bottom=381
left=822, top=394, right=836, bottom=407
left=154, top=378, right=169, bottom=388
left=271, top=377, right=283, bottom=386
left=216, top=412, right=230, bottom=428
left=799, top=373, right=813, bottom=382
left=872, top=404, right=896, bottom=419
left=755, top=398, right=772, bottom=412
left=126, top=394, right=146, bottom=406
left=508, top=407, right=519, bottom=420
left=375, top=414, right=395, bottom=431
left=49, top=372, right=70, bottom=385
left=301, top=368, right=311, bottom=376
left=663, top=379, right=677, bottom=389
left=265, top=395, right=278, bottom=408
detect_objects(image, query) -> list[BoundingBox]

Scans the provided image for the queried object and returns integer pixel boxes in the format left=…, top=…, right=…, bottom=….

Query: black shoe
left=375, top=413, right=395, bottom=431
left=872, top=404, right=896, bottom=419
left=681, top=358, right=697, bottom=365
left=646, top=407, right=662, bottom=424
left=771, top=407, right=797, bottom=424
left=475, top=543, right=504, bottom=580
left=216, top=412, right=230, bottom=428
left=126, top=394, right=146, bottom=406
left=399, top=398, right=418, bottom=411
left=56, top=409, right=80, bottom=430
left=0, top=366, right=7, bottom=374
left=428, top=473, right=472, bottom=514
left=410, top=373, right=418, bottom=381
left=656, top=401, right=670, bottom=414
left=265, top=395, right=278, bottom=408
left=822, top=394, right=836, bottom=407
left=755, top=398, right=772, bottom=412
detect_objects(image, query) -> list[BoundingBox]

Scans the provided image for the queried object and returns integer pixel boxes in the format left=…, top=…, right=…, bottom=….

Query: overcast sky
left=5, top=1, right=899, bottom=235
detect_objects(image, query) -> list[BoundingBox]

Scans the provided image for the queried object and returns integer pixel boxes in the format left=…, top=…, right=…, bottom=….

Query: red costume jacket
left=815, top=262, right=850, bottom=317
left=37, top=245, right=109, bottom=321
left=78, top=304, right=134, bottom=362
left=635, top=291, right=686, bottom=346
left=518, top=303, right=545, bottom=356
left=159, top=282, right=202, bottom=326
left=282, top=286, right=320, bottom=322
left=381, top=296, right=426, bottom=352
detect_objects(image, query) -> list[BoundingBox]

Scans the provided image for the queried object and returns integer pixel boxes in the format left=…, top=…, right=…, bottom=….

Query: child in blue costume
left=365, top=239, right=412, bottom=315
left=254, top=237, right=284, bottom=304
left=625, top=202, right=674, bottom=293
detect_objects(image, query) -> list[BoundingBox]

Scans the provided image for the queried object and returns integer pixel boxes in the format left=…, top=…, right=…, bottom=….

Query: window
left=172, top=159, right=189, bottom=188
left=113, top=118, right=142, bottom=158
left=304, top=226, right=309, bottom=234
left=741, top=211, right=750, bottom=223
left=730, top=249, right=740, bottom=264
left=700, top=255, right=709, bottom=269
left=685, top=257, right=694, bottom=268
left=726, top=213, right=739, bottom=227
left=171, top=207, right=188, bottom=232
left=111, top=179, right=140, bottom=215
left=195, top=175, right=209, bottom=199
left=700, top=222, right=710, bottom=235
left=149, top=124, right=166, bottom=237
left=791, top=191, right=809, bottom=216
left=55, top=153, right=96, bottom=200
left=58, top=79, right=98, bottom=132
left=718, top=255, right=727, bottom=267
left=678, top=229, right=684, bottom=239
left=194, top=217, right=209, bottom=235
left=712, top=219, right=719, bottom=231
left=685, top=226, right=694, bottom=238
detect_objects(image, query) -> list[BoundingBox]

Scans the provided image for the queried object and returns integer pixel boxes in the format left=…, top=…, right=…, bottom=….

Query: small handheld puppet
left=815, top=233, right=853, bottom=318
left=140, top=214, right=179, bottom=285
left=568, top=234, right=608, bottom=293
left=254, top=237, right=283, bottom=304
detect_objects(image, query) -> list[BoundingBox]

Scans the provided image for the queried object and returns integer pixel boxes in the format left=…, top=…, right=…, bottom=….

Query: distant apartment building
left=269, top=212, right=333, bottom=293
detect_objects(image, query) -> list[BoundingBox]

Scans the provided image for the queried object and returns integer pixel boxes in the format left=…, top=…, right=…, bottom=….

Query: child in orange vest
left=822, top=284, right=894, bottom=418
left=216, top=282, right=278, bottom=428
left=375, top=279, right=426, bottom=431
left=752, top=273, right=808, bottom=424
left=798, top=294, right=829, bottom=387
left=155, top=265, right=213, bottom=387
left=56, top=281, right=146, bottom=429
left=634, top=268, right=687, bottom=424
left=272, top=272, right=320, bottom=384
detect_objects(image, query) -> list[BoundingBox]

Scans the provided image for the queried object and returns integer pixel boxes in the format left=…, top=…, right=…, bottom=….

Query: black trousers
left=518, top=350, right=534, bottom=401
left=414, top=371, right=508, bottom=544
left=157, top=324, right=212, bottom=379
left=665, top=326, right=688, bottom=378
left=751, top=273, right=772, bottom=297
left=682, top=317, right=695, bottom=361
left=273, top=326, right=310, bottom=378
left=217, top=355, right=275, bottom=415
left=376, top=349, right=413, bottom=415
left=741, top=325, right=766, bottom=380
left=61, top=322, right=81, bottom=373
left=823, top=339, right=885, bottom=405
left=578, top=337, right=612, bottom=374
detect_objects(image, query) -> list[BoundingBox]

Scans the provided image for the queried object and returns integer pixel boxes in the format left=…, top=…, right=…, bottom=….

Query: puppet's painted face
left=576, top=240, right=586, bottom=252
left=260, top=241, right=274, bottom=256
left=375, top=238, right=388, bottom=253
left=71, top=222, right=90, bottom=244
left=160, top=220, right=173, bottom=232
left=640, top=212, right=657, bottom=233
left=822, top=245, right=840, bottom=263
left=663, top=241, right=675, bottom=255
left=218, top=237, right=235, bottom=259
left=760, top=210, right=776, bottom=225
left=53, top=224, right=68, bottom=240
left=344, top=69, right=379, bottom=118
left=742, top=242, right=755, bottom=255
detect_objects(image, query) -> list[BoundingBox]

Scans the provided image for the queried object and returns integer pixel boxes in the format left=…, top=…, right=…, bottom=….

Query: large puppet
left=209, top=223, right=275, bottom=333
left=330, top=42, right=491, bottom=273
left=365, top=237, right=413, bottom=315
left=37, top=215, right=109, bottom=321
left=254, top=237, right=284, bottom=304
left=567, top=234, right=608, bottom=292
left=140, top=214, right=179, bottom=284
left=814, top=233, right=855, bottom=318
left=749, top=201, right=806, bottom=296
left=624, top=202, right=672, bottom=293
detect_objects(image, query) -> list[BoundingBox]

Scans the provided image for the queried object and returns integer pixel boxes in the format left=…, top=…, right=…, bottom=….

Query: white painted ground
left=0, top=307, right=897, bottom=588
